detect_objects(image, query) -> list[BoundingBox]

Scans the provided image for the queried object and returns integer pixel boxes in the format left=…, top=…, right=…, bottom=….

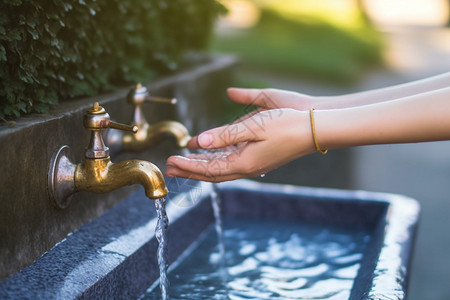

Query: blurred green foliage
left=211, top=7, right=384, bottom=84
left=0, top=0, right=224, bottom=119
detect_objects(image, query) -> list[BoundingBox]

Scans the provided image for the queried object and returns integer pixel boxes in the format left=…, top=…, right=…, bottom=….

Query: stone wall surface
left=0, top=55, right=238, bottom=280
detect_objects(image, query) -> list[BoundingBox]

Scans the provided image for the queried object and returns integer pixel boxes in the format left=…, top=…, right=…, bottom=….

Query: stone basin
left=0, top=179, right=419, bottom=299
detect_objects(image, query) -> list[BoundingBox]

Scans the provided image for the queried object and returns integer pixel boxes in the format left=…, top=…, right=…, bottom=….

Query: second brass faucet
left=106, top=84, right=191, bottom=154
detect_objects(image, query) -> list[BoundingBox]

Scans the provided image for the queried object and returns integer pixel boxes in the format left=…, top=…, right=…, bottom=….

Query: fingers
left=165, top=166, right=241, bottom=183
left=227, top=87, right=289, bottom=109
left=227, top=88, right=265, bottom=106
left=167, top=154, right=234, bottom=176
left=231, top=107, right=266, bottom=124
left=186, top=122, right=261, bottom=150
left=186, top=135, right=200, bottom=150
left=183, top=151, right=234, bottom=160
left=227, top=87, right=282, bottom=109
left=166, top=154, right=243, bottom=182
left=227, top=87, right=309, bottom=111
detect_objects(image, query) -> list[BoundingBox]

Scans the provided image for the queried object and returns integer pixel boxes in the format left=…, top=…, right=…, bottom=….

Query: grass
left=210, top=2, right=385, bottom=85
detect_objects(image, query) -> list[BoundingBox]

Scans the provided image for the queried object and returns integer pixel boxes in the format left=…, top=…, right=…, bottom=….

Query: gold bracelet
left=309, top=108, right=327, bottom=155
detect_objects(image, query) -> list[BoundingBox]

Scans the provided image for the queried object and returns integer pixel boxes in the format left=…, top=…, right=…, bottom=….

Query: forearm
left=314, top=87, right=450, bottom=149
left=315, top=72, right=450, bottom=109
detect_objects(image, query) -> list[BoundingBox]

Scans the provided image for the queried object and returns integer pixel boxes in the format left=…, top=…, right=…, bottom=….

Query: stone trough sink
left=0, top=179, right=419, bottom=299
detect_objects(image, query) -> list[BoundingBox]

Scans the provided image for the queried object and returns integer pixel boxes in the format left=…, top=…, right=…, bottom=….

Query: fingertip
left=227, top=87, right=260, bottom=105
left=197, top=132, right=213, bottom=148
left=227, top=87, right=245, bottom=98
left=169, top=154, right=186, bottom=160
left=165, top=166, right=176, bottom=177
left=227, top=87, right=243, bottom=94
left=166, top=155, right=183, bottom=166
left=187, top=136, right=199, bottom=150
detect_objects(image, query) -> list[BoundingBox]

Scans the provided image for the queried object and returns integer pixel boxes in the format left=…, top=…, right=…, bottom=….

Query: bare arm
left=316, top=87, right=450, bottom=148
left=165, top=87, right=450, bottom=182
left=226, top=72, right=450, bottom=111
left=315, top=72, right=450, bottom=109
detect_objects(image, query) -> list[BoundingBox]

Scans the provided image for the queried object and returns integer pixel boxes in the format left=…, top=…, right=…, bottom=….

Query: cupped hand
left=165, top=109, right=315, bottom=182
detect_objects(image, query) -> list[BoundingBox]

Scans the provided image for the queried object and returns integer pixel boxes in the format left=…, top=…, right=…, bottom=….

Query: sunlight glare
left=365, top=0, right=449, bottom=27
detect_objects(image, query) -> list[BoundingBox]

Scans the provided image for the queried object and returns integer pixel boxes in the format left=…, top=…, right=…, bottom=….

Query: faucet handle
left=146, top=95, right=177, bottom=105
left=84, top=102, right=138, bottom=133
left=108, top=121, right=138, bottom=133
left=127, top=83, right=176, bottom=106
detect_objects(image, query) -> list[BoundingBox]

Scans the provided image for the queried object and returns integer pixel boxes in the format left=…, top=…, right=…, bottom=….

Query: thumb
left=196, top=122, right=259, bottom=149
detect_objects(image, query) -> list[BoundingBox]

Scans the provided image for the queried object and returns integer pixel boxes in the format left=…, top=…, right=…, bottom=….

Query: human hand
left=165, top=109, right=315, bottom=182
left=227, top=88, right=316, bottom=118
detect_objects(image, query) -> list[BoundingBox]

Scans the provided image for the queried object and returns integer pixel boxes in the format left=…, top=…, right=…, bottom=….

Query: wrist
left=281, top=110, right=317, bottom=158
left=311, top=108, right=352, bottom=151
left=312, top=105, right=390, bottom=150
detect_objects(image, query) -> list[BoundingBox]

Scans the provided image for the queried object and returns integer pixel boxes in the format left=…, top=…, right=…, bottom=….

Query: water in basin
left=141, top=216, right=371, bottom=300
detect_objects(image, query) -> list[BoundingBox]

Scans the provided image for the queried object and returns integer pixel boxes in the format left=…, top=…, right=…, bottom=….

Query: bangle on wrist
left=309, top=108, right=327, bottom=155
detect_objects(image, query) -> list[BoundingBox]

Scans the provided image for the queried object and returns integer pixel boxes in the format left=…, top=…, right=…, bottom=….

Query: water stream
left=181, top=148, right=226, bottom=266
left=154, top=197, right=170, bottom=300
left=210, top=183, right=226, bottom=270
left=155, top=148, right=226, bottom=297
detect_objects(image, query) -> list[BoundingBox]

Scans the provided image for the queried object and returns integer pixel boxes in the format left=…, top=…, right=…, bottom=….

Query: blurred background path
left=349, top=26, right=450, bottom=300
left=212, top=0, right=450, bottom=298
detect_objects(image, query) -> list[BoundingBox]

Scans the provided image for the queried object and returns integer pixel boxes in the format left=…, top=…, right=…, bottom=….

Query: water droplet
left=181, top=148, right=191, bottom=156
left=260, top=174, right=266, bottom=178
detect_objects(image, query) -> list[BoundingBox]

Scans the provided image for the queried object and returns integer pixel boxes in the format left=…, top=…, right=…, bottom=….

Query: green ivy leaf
left=16, top=101, right=26, bottom=112
left=0, top=44, right=6, bottom=61
left=34, top=103, right=50, bottom=114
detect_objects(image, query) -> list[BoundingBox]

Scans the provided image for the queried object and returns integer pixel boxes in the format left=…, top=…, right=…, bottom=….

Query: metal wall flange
left=48, top=145, right=77, bottom=209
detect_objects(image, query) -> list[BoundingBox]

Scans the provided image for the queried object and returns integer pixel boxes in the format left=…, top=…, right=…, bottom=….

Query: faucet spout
left=75, top=157, right=168, bottom=199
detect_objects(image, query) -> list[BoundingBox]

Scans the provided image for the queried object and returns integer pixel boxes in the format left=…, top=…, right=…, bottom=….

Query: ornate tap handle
left=84, top=102, right=138, bottom=158
left=127, top=83, right=177, bottom=106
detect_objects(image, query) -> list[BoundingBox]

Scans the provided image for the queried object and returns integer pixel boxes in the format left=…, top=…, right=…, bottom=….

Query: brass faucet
left=48, top=102, right=168, bottom=209
left=106, top=84, right=191, bottom=154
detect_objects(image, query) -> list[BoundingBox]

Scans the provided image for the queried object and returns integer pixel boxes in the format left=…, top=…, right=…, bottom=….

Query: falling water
left=180, top=148, right=190, bottom=157
left=181, top=148, right=226, bottom=266
left=211, top=183, right=226, bottom=269
left=155, top=197, right=170, bottom=300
